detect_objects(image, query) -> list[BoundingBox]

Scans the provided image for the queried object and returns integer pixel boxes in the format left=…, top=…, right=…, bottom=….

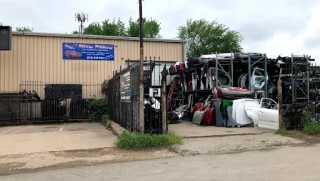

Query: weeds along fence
left=280, top=61, right=320, bottom=129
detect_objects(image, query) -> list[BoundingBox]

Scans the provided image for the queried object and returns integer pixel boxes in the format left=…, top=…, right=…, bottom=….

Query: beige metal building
left=0, top=32, right=186, bottom=98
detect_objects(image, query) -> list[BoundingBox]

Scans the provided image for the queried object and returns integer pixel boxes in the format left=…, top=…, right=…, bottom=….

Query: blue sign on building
left=62, top=42, right=114, bottom=61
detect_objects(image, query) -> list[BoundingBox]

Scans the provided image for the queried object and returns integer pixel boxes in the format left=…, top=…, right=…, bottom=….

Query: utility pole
left=278, top=68, right=284, bottom=129
left=139, top=0, right=145, bottom=134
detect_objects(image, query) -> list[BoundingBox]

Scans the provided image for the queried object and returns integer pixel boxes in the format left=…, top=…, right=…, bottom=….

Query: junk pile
left=166, top=53, right=315, bottom=130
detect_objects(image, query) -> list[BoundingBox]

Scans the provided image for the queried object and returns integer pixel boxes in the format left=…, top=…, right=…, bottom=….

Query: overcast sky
left=1, top=0, right=320, bottom=61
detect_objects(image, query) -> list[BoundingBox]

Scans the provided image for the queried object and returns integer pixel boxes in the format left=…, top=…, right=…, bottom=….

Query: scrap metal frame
left=215, top=52, right=234, bottom=87
left=247, top=53, right=268, bottom=98
left=280, top=53, right=315, bottom=129
left=290, top=53, right=310, bottom=103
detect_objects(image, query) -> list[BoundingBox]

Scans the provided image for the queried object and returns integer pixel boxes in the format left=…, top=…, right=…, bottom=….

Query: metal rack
left=247, top=53, right=268, bottom=98
left=215, top=52, right=234, bottom=87
left=280, top=53, right=316, bottom=129
left=290, top=53, right=310, bottom=103
left=167, top=52, right=270, bottom=101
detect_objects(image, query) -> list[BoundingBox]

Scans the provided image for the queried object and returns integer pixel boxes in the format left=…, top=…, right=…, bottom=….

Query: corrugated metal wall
left=0, top=33, right=185, bottom=98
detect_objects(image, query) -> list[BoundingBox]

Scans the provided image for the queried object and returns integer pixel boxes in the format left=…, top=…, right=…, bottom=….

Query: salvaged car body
left=199, top=53, right=235, bottom=62
left=214, top=86, right=254, bottom=99
left=229, top=98, right=279, bottom=130
left=244, top=98, right=279, bottom=130
left=251, top=67, right=268, bottom=90
left=235, top=52, right=264, bottom=63
left=232, top=99, right=258, bottom=125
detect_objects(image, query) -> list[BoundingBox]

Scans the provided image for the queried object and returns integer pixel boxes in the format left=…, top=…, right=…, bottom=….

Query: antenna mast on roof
left=75, top=12, right=88, bottom=34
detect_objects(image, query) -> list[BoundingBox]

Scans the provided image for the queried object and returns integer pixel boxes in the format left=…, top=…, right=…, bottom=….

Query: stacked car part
left=166, top=53, right=317, bottom=130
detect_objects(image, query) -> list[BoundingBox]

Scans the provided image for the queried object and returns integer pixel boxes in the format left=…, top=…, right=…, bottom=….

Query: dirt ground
left=169, top=121, right=266, bottom=138
left=0, top=147, right=175, bottom=176
left=1, top=122, right=320, bottom=176
left=171, top=132, right=304, bottom=156
left=171, top=129, right=320, bottom=155
left=4, top=143, right=320, bottom=181
left=287, top=130, right=320, bottom=146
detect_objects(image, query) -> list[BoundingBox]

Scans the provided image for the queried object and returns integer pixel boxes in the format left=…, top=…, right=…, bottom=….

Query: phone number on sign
left=87, top=56, right=106, bottom=60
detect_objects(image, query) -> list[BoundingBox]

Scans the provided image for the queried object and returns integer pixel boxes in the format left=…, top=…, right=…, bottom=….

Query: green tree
left=101, top=19, right=126, bottom=36
left=76, top=17, right=161, bottom=38
left=177, top=19, right=243, bottom=57
left=127, top=17, right=161, bottom=38
left=83, top=22, right=102, bottom=35
left=82, top=19, right=126, bottom=36
left=16, top=26, right=33, bottom=32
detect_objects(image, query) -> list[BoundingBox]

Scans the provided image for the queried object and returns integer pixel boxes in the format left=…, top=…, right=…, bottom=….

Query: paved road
left=2, top=144, right=320, bottom=181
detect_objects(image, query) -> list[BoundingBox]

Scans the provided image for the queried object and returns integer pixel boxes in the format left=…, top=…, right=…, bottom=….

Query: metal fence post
left=215, top=52, right=218, bottom=87
left=248, top=53, right=251, bottom=90
left=264, top=54, right=268, bottom=98
left=278, top=79, right=284, bottom=129
left=231, top=52, right=234, bottom=87
left=307, top=55, right=310, bottom=102
left=161, top=66, right=168, bottom=134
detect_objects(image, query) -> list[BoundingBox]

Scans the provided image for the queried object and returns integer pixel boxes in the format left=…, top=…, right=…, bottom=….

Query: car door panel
left=258, top=108, right=279, bottom=130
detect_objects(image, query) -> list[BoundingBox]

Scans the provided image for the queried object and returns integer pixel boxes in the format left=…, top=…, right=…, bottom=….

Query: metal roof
left=12, top=31, right=187, bottom=43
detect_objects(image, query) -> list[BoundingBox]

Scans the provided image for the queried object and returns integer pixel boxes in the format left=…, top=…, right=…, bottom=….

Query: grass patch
left=101, top=114, right=112, bottom=129
left=300, top=105, right=320, bottom=135
left=116, top=131, right=183, bottom=150
left=105, top=120, right=112, bottom=129
left=302, top=121, right=320, bottom=135
left=275, top=128, right=291, bottom=137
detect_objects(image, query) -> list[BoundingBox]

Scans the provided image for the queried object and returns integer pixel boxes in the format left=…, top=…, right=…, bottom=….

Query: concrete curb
left=108, top=121, right=270, bottom=138
left=180, top=132, right=268, bottom=139
left=110, top=121, right=126, bottom=136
